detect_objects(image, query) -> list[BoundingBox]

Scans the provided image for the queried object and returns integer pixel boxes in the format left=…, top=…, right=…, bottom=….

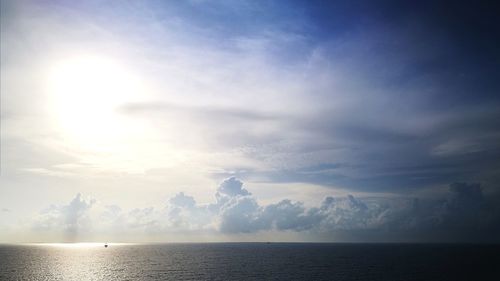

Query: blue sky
left=1, top=0, right=499, bottom=243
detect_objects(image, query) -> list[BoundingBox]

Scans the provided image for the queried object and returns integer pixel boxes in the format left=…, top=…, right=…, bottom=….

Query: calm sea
left=0, top=243, right=499, bottom=280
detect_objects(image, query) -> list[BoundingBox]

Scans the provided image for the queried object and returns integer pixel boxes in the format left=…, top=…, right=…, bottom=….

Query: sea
left=0, top=243, right=499, bottom=281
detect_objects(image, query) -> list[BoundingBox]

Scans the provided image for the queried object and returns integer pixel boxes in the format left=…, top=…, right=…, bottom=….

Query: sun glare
left=46, top=55, right=141, bottom=152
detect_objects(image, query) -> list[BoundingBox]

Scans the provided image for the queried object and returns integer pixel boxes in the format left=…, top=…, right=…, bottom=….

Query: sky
left=1, top=0, right=500, bottom=243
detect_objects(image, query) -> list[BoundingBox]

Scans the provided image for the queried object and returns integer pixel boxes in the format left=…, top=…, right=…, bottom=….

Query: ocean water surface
left=0, top=243, right=499, bottom=281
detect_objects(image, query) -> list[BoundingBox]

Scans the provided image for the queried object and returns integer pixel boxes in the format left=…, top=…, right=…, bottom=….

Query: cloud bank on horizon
left=15, top=178, right=498, bottom=243
left=1, top=0, right=500, bottom=242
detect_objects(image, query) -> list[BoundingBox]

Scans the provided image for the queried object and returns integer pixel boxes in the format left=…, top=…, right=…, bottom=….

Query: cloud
left=4, top=0, right=499, bottom=242
left=169, top=192, right=197, bottom=208
left=206, top=179, right=498, bottom=241
left=33, top=193, right=95, bottom=241
left=126, top=207, right=159, bottom=230
left=218, top=196, right=262, bottom=233
left=441, top=182, right=486, bottom=228
left=2, top=0, right=500, bottom=195
left=120, top=102, right=280, bottom=123
left=165, top=192, right=210, bottom=231
left=31, top=179, right=499, bottom=242
left=260, top=199, right=314, bottom=231
left=217, top=177, right=251, bottom=197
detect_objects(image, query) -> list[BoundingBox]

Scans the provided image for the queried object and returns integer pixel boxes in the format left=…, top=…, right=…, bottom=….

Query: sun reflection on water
left=29, top=242, right=132, bottom=248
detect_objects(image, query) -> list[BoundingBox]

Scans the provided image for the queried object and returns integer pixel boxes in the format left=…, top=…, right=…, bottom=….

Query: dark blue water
left=0, top=243, right=499, bottom=280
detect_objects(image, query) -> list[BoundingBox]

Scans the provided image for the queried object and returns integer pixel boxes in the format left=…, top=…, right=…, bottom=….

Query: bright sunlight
left=45, top=55, right=141, bottom=152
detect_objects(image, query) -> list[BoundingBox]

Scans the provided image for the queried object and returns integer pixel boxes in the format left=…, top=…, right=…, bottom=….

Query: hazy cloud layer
left=2, top=0, right=499, bottom=192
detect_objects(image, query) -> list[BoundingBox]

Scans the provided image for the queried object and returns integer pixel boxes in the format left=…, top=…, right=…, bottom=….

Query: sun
left=46, top=55, right=140, bottom=152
